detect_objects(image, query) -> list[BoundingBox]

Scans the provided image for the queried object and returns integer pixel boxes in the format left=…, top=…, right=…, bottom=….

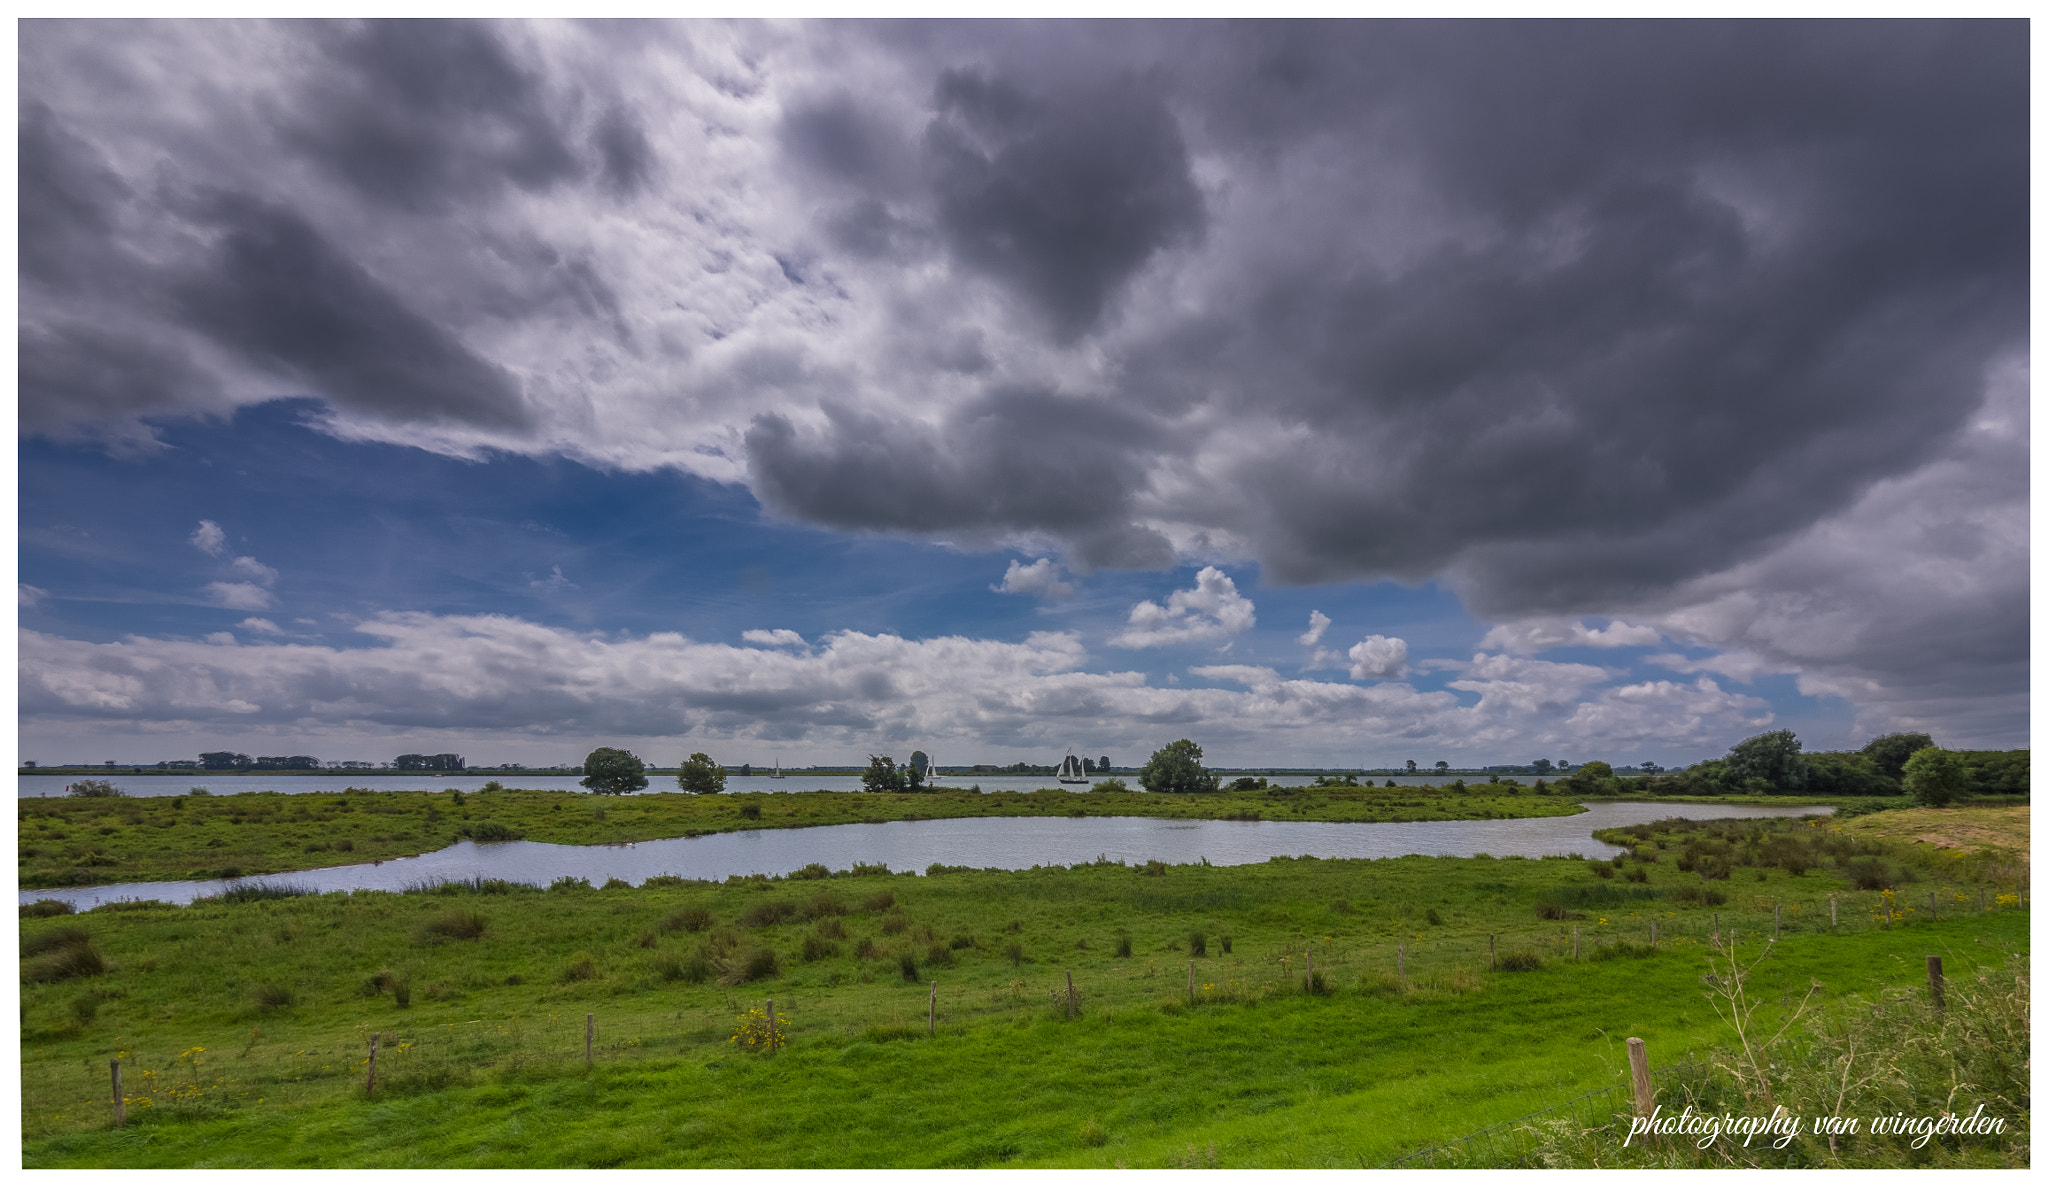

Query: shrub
left=22, top=925, right=92, bottom=957
left=252, top=983, right=295, bottom=1010
left=1499, top=950, right=1543, bottom=972
left=679, top=954, right=714, bottom=984
left=1303, top=971, right=1330, bottom=995
left=549, top=876, right=593, bottom=892
left=662, top=905, right=714, bottom=933
left=1623, top=867, right=1649, bottom=883
left=815, top=916, right=848, bottom=939
left=1220, top=934, right=1233, bottom=954
left=855, top=937, right=878, bottom=959
left=1537, top=903, right=1570, bottom=920
left=924, top=943, right=956, bottom=968
left=469, top=820, right=521, bottom=843
left=741, top=901, right=797, bottom=928
left=790, top=862, right=830, bottom=881
left=197, top=882, right=314, bottom=905
left=1189, top=931, right=1207, bottom=957
left=799, top=893, right=848, bottom=920
left=1005, top=940, right=1026, bottom=965
left=1115, top=935, right=1133, bottom=958
left=948, top=933, right=975, bottom=950
left=21, top=899, right=75, bottom=918
left=800, top=934, right=840, bottom=962
left=1140, top=860, right=1167, bottom=877
left=898, top=953, right=920, bottom=982
left=632, top=931, right=658, bottom=949
left=738, top=802, right=762, bottom=820
left=862, top=890, right=896, bottom=913
left=881, top=911, right=909, bottom=935
left=1671, top=885, right=1729, bottom=907
left=1093, top=777, right=1129, bottom=792
left=1591, top=863, right=1616, bottom=879
left=727, top=947, right=780, bottom=984
left=418, top=911, right=487, bottom=942
left=560, top=955, right=599, bottom=982
left=68, top=779, right=124, bottom=798
left=1844, top=858, right=1893, bottom=891
left=332, top=838, right=355, bottom=852
left=70, top=994, right=101, bottom=1026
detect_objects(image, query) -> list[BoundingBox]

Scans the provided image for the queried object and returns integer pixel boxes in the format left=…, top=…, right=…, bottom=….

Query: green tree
left=1861, top=732, right=1935, bottom=782
left=676, top=752, right=726, bottom=795
left=1725, top=729, right=1808, bottom=793
left=580, top=747, right=648, bottom=795
left=67, top=778, right=124, bottom=798
left=862, top=754, right=906, bottom=793
left=1901, top=746, right=1969, bottom=807
left=1804, top=752, right=1892, bottom=797
left=1138, top=739, right=1218, bottom=794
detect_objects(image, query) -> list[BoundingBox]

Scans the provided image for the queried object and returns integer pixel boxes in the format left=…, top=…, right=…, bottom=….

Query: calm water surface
left=20, top=801, right=1829, bottom=909
left=17, top=772, right=1485, bottom=798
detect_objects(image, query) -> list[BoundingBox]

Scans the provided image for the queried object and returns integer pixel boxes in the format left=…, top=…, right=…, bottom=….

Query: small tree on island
left=1138, top=739, right=1218, bottom=794
left=676, top=752, right=727, bottom=794
left=1901, top=746, right=1969, bottom=808
left=581, top=747, right=648, bottom=795
left=862, top=754, right=906, bottom=793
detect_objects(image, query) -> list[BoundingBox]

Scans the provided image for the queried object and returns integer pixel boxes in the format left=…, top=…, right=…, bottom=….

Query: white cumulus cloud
left=1110, top=567, right=1256, bottom=649
left=238, top=617, right=284, bottom=635
left=1297, top=610, right=1332, bottom=647
left=742, top=629, right=808, bottom=647
left=189, top=519, right=226, bottom=556
left=229, top=556, right=279, bottom=585
left=993, top=558, right=1076, bottom=600
left=1347, top=635, right=1409, bottom=680
left=1476, top=618, right=1664, bottom=653
left=205, top=582, right=273, bottom=611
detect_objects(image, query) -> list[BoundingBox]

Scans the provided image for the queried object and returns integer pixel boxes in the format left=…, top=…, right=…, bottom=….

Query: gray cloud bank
left=19, top=20, right=2028, bottom=743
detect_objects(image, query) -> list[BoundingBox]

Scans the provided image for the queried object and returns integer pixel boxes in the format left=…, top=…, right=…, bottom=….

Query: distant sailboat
left=770, top=756, right=784, bottom=779
left=1056, top=750, right=1090, bottom=785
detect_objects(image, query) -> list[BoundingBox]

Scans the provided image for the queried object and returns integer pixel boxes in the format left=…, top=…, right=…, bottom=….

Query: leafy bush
left=418, top=911, right=487, bottom=942
left=1623, top=866, right=1649, bottom=883
left=22, top=925, right=92, bottom=957
left=1591, top=863, right=1616, bottom=879
left=1189, top=931, right=1207, bottom=956
left=881, top=911, right=909, bottom=935
left=855, top=937, right=878, bottom=959
left=1844, top=858, right=1894, bottom=891
left=738, top=802, right=762, bottom=820
left=1115, top=935, right=1133, bottom=958
left=862, top=890, right=896, bottom=913
left=20, top=899, right=75, bottom=918
left=67, top=779, right=124, bottom=798
left=468, top=820, right=521, bottom=843
left=800, top=934, right=840, bottom=962
left=24, top=944, right=107, bottom=983
left=1005, top=940, right=1025, bottom=965
left=799, top=893, right=847, bottom=920
left=1220, top=934, right=1233, bottom=954
left=815, top=916, right=847, bottom=939
left=1093, top=777, right=1129, bottom=792
left=1671, top=884, right=1729, bottom=907
left=661, top=905, right=714, bottom=933
left=740, top=901, right=797, bottom=928
left=1536, top=903, right=1571, bottom=920
left=251, top=983, right=295, bottom=1010
left=726, top=948, right=780, bottom=984
left=898, top=953, right=920, bottom=982
left=560, top=955, right=598, bottom=982
left=1140, top=860, right=1167, bottom=877
left=1498, top=950, right=1543, bottom=972
left=924, top=942, right=957, bottom=967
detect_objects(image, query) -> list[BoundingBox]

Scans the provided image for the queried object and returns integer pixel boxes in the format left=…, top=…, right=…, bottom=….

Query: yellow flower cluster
left=728, top=1007, right=785, bottom=1053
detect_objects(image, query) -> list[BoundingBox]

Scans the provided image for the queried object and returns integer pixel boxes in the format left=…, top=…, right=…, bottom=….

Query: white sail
left=1057, top=749, right=1090, bottom=784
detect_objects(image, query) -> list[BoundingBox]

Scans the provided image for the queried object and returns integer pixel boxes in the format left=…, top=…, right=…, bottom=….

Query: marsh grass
left=417, top=911, right=488, bottom=943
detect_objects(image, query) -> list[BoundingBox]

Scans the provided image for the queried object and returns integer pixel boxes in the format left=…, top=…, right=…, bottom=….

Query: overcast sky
left=17, top=19, right=2028, bottom=769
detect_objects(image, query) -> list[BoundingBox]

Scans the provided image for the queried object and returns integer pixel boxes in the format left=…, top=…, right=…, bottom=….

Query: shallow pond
left=21, top=801, right=1830, bottom=909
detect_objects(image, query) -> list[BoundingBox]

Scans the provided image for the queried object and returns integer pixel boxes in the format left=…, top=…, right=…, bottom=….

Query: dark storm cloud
left=746, top=387, right=1175, bottom=567
left=285, top=19, right=581, bottom=212
left=170, top=196, right=533, bottom=429
left=923, top=68, right=1205, bottom=340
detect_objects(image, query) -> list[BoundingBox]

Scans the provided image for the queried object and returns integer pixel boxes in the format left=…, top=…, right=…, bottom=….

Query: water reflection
left=21, top=801, right=1830, bottom=910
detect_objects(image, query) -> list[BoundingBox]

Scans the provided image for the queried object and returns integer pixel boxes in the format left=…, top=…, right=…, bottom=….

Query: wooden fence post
left=111, top=1059, right=125, bottom=1127
left=1626, top=1037, right=1654, bottom=1117
left=366, top=1032, right=379, bottom=1097
left=1830, top=898, right=1838, bottom=932
left=1488, top=934, right=1496, bottom=971
left=585, top=1013, right=594, bottom=1065
left=928, top=981, right=937, bottom=1035
left=1065, top=970, right=1077, bottom=1019
left=1187, top=960, right=1195, bottom=1004
left=1926, top=956, right=1945, bottom=1011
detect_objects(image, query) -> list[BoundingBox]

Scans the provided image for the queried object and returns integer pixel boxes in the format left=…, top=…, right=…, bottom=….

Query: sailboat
left=1056, top=750, right=1090, bottom=785
left=770, top=756, right=784, bottom=779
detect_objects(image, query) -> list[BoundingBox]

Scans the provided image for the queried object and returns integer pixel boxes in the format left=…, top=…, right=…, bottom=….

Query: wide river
left=18, top=772, right=1488, bottom=798
left=20, top=801, right=1829, bottom=909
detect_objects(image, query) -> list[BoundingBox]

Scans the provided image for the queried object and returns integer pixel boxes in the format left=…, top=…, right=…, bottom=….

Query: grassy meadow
left=19, top=805, right=2029, bottom=1168
left=18, top=782, right=1591, bottom=889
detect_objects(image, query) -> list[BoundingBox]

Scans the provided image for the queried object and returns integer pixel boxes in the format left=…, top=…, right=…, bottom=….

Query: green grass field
left=19, top=806, right=2028, bottom=1168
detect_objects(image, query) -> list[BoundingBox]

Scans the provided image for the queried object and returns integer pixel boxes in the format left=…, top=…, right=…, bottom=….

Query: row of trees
left=198, top=752, right=322, bottom=770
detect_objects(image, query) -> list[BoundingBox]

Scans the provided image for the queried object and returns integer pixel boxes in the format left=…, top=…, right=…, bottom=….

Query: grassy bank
left=20, top=810, right=2027, bottom=1168
left=17, top=783, right=1586, bottom=888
